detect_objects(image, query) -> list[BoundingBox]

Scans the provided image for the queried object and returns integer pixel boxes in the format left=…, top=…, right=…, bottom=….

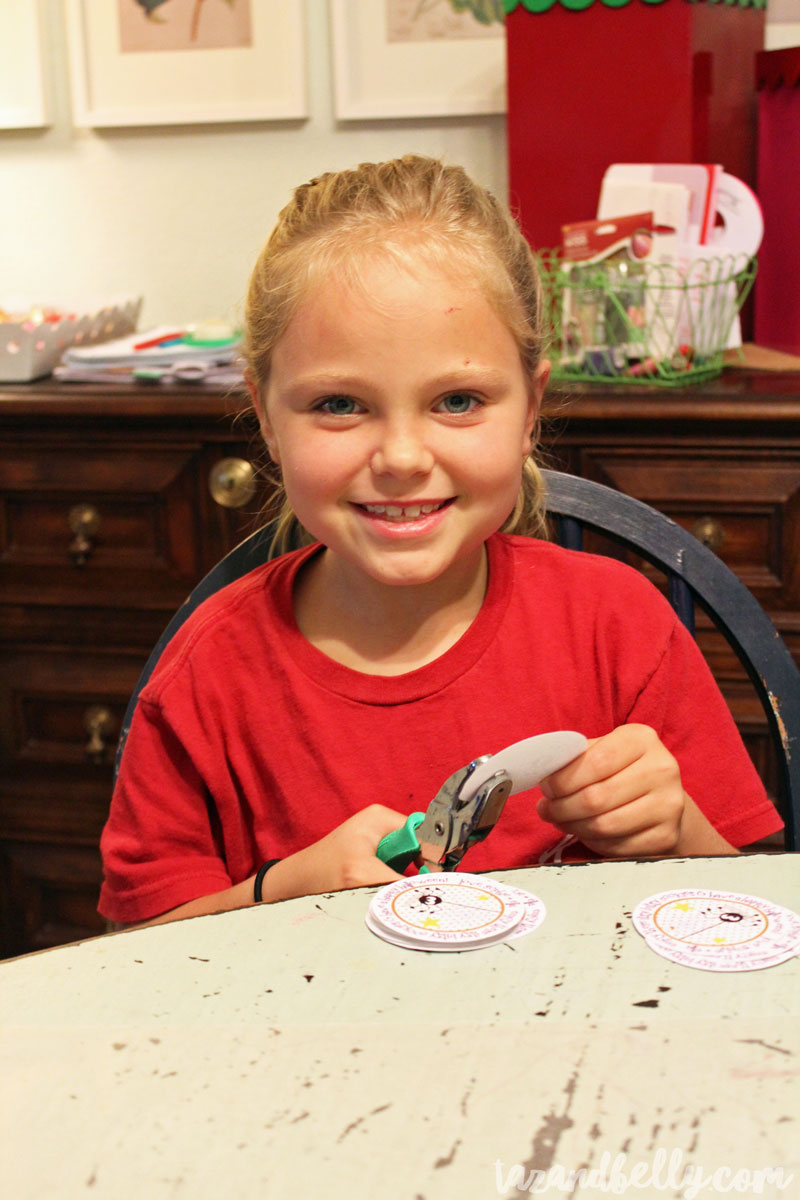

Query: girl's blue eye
left=318, top=394, right=359, bottom=415
left=439, top=392, right=479, bottom=414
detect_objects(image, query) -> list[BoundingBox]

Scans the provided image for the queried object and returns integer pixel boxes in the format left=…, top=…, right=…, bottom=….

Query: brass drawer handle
left=209, top=457, right=256, bottom=509
left=691, top=516, right=725, bottom=554
left=68, top=503, right=101, bottom=565
left=84, top=705, right=114, bottom=764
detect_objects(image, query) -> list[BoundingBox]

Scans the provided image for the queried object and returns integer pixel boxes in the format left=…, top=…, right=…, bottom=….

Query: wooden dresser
left=1, top=372, right=798, bottom=958
left=0, top=381, right=270, bottom=958
left=541, top=368, right=800, bottom=822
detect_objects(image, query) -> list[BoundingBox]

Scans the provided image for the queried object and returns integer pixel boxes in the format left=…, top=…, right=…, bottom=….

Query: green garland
left=504, top=0, right=766, bottom=12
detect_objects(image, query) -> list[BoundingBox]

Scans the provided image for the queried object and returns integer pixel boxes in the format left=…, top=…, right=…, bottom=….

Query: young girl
left=99, top=155, right=782, bottom=927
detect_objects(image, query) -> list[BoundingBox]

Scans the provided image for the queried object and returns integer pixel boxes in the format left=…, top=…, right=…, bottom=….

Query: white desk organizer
left=0, top=297, right=142, bottom=382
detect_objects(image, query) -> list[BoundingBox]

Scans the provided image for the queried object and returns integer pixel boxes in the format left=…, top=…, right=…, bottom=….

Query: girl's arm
left=119, top=804, right=406, bottom=929
left=536, top=724, right=740, bottom=858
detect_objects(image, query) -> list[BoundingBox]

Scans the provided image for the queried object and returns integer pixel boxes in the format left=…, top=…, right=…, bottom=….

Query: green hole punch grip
left=377, top=813, right=430, bottom=874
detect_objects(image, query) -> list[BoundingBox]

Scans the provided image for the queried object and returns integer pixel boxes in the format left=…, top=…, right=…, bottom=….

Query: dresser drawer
left=576, top=450, right=800, bottom=616
left=0, top=647, right=140, bottom=843
left=0, top=841, right=105, bottom=956
left=0, top=441, right=215, bottom=608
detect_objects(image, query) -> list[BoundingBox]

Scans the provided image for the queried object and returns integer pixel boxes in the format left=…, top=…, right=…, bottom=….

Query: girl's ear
left=523, top=358, right=550, bottom=447
left=245, top=371, right=280, bottom=465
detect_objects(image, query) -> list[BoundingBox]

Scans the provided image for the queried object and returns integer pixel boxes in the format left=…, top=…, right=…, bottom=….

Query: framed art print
left=66, top=0, right=307, bottom=127
left=0, top=0, right=48, bottom=130
left=330, top=0, right=506, bottom=120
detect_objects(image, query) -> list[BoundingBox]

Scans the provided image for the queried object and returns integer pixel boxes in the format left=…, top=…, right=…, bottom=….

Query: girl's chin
left=323, top=541, right=488, bottom=594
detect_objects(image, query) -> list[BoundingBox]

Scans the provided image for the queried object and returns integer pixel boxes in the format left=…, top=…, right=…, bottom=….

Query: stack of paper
left=366, top=873, right=547, bottom=953
left=597, top=164, right=722, bottom=246
left=54, top=325, right=244, bottom=386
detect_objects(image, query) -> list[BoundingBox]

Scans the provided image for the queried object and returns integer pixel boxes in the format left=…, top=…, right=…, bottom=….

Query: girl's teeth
left=363, top=502, right=441, bottom=520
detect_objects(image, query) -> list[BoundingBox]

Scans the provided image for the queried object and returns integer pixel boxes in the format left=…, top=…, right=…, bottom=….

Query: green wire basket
left=537, top=250, right=757, bottom=386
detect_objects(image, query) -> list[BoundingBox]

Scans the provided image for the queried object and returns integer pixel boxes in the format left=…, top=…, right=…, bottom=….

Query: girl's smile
left=353, top=496, right=454, bottom=535
left=255, top=254, right=546, bottom=628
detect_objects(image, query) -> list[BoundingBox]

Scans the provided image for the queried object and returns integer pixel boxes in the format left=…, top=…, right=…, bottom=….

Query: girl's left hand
left=536, top=724, right=727, bottom=858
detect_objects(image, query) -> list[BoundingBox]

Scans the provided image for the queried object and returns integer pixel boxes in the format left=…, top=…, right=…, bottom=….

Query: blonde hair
left=244, top=155, right=548, bottom=551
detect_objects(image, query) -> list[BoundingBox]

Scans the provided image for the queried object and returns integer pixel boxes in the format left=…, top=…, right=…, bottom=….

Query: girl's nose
left=369, top=421, right=435, bottom=479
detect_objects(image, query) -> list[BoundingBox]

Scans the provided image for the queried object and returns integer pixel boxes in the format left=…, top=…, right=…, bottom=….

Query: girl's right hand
left=259, top=805, right=407, bottom=903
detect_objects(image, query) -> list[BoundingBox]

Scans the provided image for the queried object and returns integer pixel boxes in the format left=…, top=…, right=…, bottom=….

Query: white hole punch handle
left=460, top=731, right=588, bottom=804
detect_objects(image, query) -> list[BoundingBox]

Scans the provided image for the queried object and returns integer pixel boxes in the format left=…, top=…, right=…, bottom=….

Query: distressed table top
left=2, top=855, right=798, bottom=1200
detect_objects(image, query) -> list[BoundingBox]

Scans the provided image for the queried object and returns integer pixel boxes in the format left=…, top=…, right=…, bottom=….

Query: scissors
left=377, top=730, right=588, bottom=875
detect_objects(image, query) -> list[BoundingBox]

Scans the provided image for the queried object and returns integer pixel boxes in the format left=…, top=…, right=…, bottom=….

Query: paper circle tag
left=632, top=889, right=800, bottom=972
left=369, top=873, right=525, bottom=948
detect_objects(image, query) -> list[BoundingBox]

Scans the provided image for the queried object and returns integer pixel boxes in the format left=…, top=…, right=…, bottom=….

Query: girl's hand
left=260, top=805, right=407, bottom=902
left=536, top=724, right=736, bottom=858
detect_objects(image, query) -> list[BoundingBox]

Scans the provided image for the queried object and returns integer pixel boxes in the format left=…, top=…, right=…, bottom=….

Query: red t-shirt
left=99, top=533, right=782, bottom=922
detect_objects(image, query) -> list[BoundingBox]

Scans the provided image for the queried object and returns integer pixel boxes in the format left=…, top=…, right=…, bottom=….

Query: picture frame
left=329, top=0, right=506, bottom=120
left=65, top=0, right=307, bottom=128
left=0, top=0, right=48, bottom=130
left=765, top=0, right=800, bottom=49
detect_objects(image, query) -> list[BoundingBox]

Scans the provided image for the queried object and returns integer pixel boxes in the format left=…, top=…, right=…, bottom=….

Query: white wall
left=1, top=3, right=792, bottom=332
left=0, top=0, right=507, bottom=329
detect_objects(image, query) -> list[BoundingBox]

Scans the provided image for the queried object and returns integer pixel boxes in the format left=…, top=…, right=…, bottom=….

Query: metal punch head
left=415, top=757, right=513, bottom=872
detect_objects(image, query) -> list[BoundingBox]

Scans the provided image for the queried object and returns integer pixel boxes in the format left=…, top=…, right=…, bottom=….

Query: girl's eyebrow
left=283, top=372, right=366, bottom=395
left=427, top=366, right=509, bottom=391
left=285, top=365, right=510, bottom=396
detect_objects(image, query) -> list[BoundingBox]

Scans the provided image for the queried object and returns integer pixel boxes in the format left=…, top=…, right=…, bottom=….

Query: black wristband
left=253, top=859, right=281, bottom=902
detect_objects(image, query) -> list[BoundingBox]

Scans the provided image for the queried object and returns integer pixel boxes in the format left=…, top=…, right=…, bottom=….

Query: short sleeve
left=98, top=697, right=233, bottom=923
